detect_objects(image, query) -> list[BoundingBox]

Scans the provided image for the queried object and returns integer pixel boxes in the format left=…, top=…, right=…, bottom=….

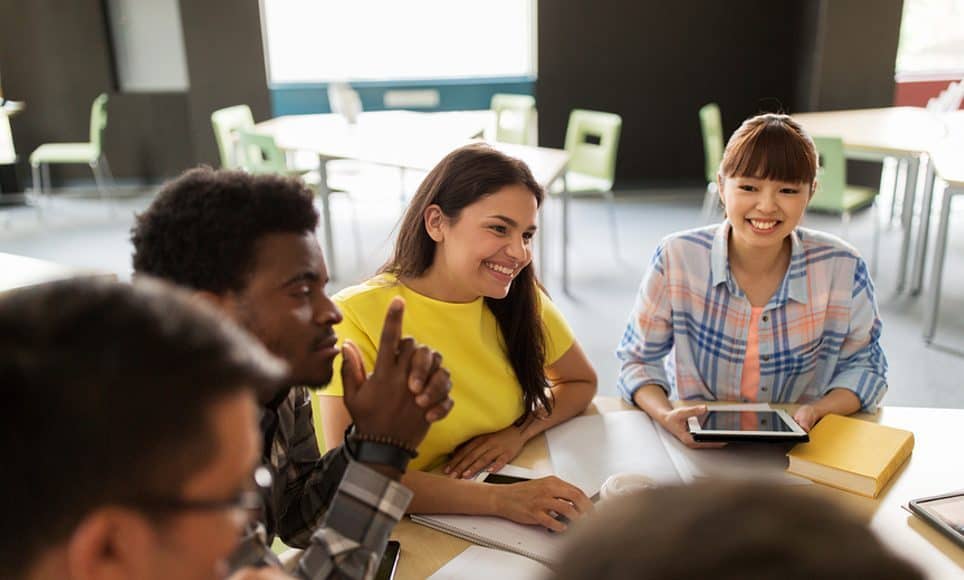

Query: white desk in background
left=254, top=112, right=571, bottom=286
left=923, top=139, right=964, bottom=343
left=793, top=107, right=948, bottom=295
left=0, top=252, right=115, bottom=294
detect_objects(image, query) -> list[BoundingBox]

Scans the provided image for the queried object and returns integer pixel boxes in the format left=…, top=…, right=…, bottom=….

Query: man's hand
left=341, top=298, right=453, bottom=451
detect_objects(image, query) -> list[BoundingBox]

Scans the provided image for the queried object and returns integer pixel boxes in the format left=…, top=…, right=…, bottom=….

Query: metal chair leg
left=605, top=190, right=621, bottom=263
left=923, top=183, right=955, bottom=344
left=700, top=181, right=719, bottom=223
left=871, top=198, right=880, bottom=278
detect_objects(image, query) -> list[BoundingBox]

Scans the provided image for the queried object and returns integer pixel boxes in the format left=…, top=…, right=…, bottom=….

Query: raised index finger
left=375, top=297, right=406, bottom=369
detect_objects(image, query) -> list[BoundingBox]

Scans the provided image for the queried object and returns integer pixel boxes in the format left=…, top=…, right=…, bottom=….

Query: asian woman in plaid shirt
left=617, top=113, right=887, bottom=448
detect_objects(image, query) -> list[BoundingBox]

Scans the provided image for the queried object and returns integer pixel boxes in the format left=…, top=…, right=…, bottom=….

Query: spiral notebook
left=409, top=512, right=564, bottom=565
left=409, top=466, right=567, bottom=565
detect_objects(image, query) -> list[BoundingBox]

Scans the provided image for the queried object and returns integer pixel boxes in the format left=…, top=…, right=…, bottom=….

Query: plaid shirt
left=228, top=386, right=413, bottom=579
left=616, top=222, right=888, bottom=411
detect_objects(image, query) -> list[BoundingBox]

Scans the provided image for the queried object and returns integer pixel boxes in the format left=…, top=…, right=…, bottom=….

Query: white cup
left=599, top=473, right=656, bottom=501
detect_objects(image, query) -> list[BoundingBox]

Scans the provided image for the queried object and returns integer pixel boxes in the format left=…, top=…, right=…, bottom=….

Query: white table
left=793, top=108, right=949, bottom=295
left=922, top=141, right=964, bottom=343
left=0, top=252, right=114, bottom=294
left=389, top=398, right=964, bottom=579
left=254, top=112, right=570, bottom=283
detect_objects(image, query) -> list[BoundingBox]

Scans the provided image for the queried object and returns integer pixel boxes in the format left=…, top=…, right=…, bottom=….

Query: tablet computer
left=908, top=490, right=964, bottom=548
left=687, top=408, right=809, bottom=442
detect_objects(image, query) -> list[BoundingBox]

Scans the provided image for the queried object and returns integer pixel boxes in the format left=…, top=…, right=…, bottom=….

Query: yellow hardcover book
left=786, top=414, right=914, bottom=498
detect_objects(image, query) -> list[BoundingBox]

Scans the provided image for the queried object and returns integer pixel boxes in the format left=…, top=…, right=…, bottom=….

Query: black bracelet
left=343, top=424, right=416, bottom=473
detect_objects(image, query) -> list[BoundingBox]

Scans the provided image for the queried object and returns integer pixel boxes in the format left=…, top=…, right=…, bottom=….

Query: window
left=260, top=0, right=537, bottom=84
left=896, top=0, right=964, bottom=79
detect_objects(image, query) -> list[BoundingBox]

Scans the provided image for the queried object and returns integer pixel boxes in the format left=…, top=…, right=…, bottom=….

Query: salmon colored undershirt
left=740, top=306, right=764, bottom=402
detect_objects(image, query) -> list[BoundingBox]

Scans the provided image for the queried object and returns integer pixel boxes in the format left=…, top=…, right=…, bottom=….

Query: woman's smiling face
left=426, top=183, right=538, bottom=301
left=719, top=174, right=812, bottom=252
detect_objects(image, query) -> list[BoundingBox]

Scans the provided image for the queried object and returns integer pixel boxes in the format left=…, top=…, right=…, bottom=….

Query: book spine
left=876, top=434, right=915, bottom=496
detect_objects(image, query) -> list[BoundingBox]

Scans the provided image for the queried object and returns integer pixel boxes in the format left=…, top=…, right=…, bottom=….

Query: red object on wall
left=894, top=78, right=962, bottom=108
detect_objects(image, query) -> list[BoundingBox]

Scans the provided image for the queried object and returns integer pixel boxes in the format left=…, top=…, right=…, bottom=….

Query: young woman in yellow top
left=319, top=143, right=597, bottom=531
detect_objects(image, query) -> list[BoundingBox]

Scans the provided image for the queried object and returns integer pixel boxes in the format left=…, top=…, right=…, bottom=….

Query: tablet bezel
left=908, top=491, right=964, bottom=549
left=686, top=408, right=809, bottom=442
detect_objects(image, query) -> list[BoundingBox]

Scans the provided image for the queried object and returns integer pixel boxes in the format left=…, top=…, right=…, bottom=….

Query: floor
left=2, top=180, right=963, bottom=409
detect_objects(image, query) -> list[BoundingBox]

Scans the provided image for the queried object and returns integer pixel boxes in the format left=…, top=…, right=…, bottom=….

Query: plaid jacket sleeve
left=295, top=461, right=413, bottom=579
left=825, top=257, right=888, bottom=411
left=616, top=243, right=674, bottom=402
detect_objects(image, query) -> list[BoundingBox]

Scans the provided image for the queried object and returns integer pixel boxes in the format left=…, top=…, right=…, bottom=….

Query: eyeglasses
left=126, top=466, right=273, bottom=524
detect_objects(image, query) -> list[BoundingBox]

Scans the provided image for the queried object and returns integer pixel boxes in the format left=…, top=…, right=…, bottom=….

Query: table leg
left=923, top=183, right=954, bottom=343
left=562, top=175, right=571, bottom=296
left=317, top=155, right=337, bottom=279
left=895, top=155, right=920, bottom=293
left=910, top=157, right=936, bottom=295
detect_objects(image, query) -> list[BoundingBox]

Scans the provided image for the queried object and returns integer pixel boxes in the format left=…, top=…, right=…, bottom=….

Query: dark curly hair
left=132, top=167, right=319, bottom=293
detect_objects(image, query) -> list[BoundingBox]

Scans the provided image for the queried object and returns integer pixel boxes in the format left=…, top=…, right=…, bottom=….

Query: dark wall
left=0, top=0, right=194, bottom=184
left=178, top=0, right=271, bottom=167
left=808, top=0, right=902, bottom=110
left=537, top=0, right=903, bottom=184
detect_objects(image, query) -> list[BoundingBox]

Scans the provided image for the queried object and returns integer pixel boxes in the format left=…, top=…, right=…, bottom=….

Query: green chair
left=549, top=109, right=622, bottom=292
left=811, top=136, right=880, bottom=272
left=30, top=93, right=111, bottom=200
left=211, top=105, right=255, bottom=169
left=235, top=129, right=362, bottom=269
left=811, top=136, right=877, bottom=224
left=699, top=103, right=724, bottom=222
left=490, top=93, right=536, bottom=145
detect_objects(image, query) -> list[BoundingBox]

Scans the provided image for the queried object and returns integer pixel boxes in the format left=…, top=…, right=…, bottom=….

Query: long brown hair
left=381, top=143, right=552, bottom=422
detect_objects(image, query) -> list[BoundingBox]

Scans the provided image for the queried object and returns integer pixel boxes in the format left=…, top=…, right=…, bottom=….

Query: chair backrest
left=89, top=93, right=109, bottom=156
left=564, top=109, right=622, bottom=184
left=235, top=129, right=288, bottom=175
left=699, top=103, right=724, bottom=184
left=490, top=93, right=536, bottom=145
left=809, top=136, right=847, bottom=212
left=211, top=105, right=255, bottom=169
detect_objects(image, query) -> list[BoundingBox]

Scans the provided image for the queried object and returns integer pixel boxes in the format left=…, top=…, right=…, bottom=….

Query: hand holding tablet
left=687, top=408, right=809, bottom=443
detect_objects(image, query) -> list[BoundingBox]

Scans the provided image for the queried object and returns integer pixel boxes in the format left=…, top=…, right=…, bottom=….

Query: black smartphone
left=482, top=473, right=530, bottom=485
left=375, top=540, right=400, bottom=580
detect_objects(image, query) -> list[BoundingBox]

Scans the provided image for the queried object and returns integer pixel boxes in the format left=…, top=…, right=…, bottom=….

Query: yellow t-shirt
left=322, top=273, right=575, bottom=471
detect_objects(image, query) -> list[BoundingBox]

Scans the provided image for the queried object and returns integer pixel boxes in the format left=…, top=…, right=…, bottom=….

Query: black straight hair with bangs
left=719, top=113, right=818, bottom=193
left=382, top=143, right=553, bottom=424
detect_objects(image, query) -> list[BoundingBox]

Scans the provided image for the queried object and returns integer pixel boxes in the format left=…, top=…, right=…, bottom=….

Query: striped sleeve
left=825, top=258, right=888, bottom=412
left=616, top=244, right=674, bottom=403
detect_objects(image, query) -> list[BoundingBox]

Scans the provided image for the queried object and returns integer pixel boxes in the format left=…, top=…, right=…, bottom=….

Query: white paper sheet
left=428, top=545, right=551, bottom=580
left=545, top=410, right=684, bottom=494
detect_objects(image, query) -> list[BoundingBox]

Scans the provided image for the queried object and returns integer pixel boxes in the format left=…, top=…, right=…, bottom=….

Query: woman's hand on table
left=793, top=404, right=822, bottom=432
left=656, top=405, right=727, bottom=449
left=490, top=476, right=592, bottom=532
left=443, top=425, right=528, bottom=479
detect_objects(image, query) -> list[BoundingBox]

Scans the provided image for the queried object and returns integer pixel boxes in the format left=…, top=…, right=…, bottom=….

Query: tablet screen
left=697, top=410, right=795, bottom=432
left=920, top=495, right=964, bottom=534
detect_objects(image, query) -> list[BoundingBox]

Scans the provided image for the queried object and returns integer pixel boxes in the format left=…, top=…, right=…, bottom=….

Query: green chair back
left=810, top=136, right=878, bottom=214
left=490, top=93, right=536, bottom=145
left=564, top=109, right=622, bottom=183
left=810, top=136, right=848, bottom=212
left=89, top=93, right=109, bottom=156
left=236, top=129, right=287, bottom=175
left=699, top=103, right=723, bottom=183
left=211, top=105, right=255, bottom=169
